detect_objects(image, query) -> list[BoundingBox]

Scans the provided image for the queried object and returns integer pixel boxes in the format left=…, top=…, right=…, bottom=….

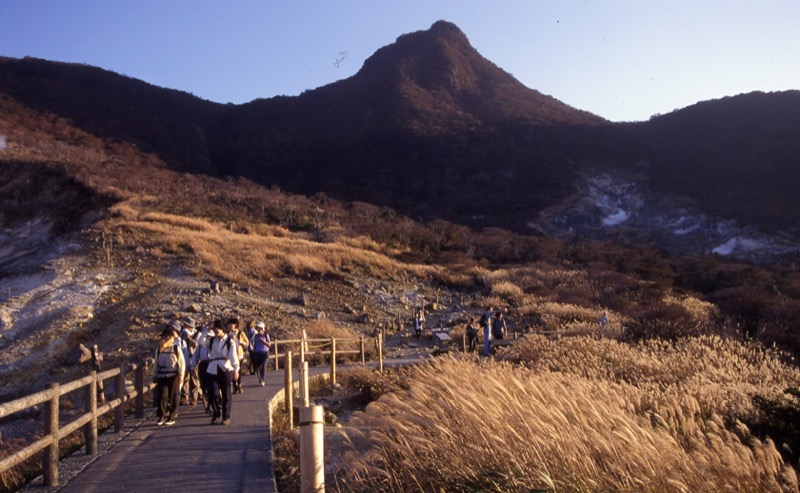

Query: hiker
left=245, top=320, right=258, bottom=375
left=226, top=317, right=248, bottom=394
left=251, top=321, right=271, bottom=386
left=180, top=316, right=201, bottom=406
left=413, top=308, right=425, bottom=338
left=90, top=344, right=105, bottom=404
left=492, top=311, right=507, bottom=340
left=598, top=310, right=609, bottom=326
left=207, top=319, right=240, bottom=425
left=153, top=327, right=186, bottom=426
left=465, top=317, right=479, bottom=353
left=192, top=320, right=213, bottom=414
left=480, top=306, right=494, bottom=356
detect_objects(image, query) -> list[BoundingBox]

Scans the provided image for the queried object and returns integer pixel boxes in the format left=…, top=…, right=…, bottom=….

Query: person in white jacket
left=205, top=319, right=240, bottom=425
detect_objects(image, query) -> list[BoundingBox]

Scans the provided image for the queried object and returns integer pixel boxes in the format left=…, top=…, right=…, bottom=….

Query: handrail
left=271, top=336, right=381, bottom=375
left=0, top=361, right=156, bottom=488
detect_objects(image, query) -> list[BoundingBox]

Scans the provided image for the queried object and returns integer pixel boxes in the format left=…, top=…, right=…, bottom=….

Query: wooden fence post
left=135, top=364, right=145, bottom=418
left=330, top=338, right=337, bottom=387
left=299, top=405, right=325, bottom=493
left=378, top=333, right=383, bottom=373
left=44, top=383, right=60, bottom=487
left=284, top=350, right=293, bottom=428
left=274, top=341, right=280, bottom=371
left=300, top=361, right=310, bottom=407
left=463, top=333, right=467, bottom=353
left=359, top=336, right=365, bottom=364
left=85, top=371, right=98, bottom=455
left=115, top=365, right=125, bottom=432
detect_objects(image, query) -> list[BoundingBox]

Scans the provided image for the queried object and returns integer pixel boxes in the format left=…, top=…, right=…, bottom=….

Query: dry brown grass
left=331, top=341, right=800, bottom=493
left=104, top=207, right=438, bottom=285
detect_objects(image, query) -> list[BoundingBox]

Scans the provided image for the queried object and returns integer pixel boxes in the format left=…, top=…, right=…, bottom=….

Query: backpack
left=156, top=345, right=182, bottom=376
left=479, top=313, right=489, bottom=327
left=207, top=335, right=234, bottom=354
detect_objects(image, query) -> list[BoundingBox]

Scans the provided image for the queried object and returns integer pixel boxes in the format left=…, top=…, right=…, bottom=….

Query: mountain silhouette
left=0, top=21, right=798, bottom=242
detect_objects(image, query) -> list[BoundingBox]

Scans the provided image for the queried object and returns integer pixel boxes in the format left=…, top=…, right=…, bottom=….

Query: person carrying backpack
left=251, top=321, right=271, bottom=386
left=180, top=316, right=200, bottom=405
left=492, top=311, right=507, bottom=340
left=192, top=321, right=212, bottom=414
left=207, top=319, right=240, bottom=425
left=226, top=317, right=248, bottom=394
left=152, top=327, right=186, bottom=426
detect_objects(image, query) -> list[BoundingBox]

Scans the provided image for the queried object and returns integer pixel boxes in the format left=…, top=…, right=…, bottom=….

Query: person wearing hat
left=152, top=326, right=186, bottom=426
left=251, top=321, right=271, bottom=386
left=206, top=319, right=240, bottom=425
left=180, top=316, right=201, bottom=406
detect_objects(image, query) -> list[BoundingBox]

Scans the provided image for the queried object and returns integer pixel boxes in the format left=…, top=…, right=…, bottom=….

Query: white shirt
left=206, top=334, right=240, bottom=375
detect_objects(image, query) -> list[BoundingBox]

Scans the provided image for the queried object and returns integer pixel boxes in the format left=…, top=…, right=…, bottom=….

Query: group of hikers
left=151, top=316, right=272, bottom=426
left=414, top=305, right=508, bottom=356
left=465, top=306, right=508, bottom=356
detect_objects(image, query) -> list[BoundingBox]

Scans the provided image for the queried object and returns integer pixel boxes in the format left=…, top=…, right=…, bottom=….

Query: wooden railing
left=271, top=335, right=383, bottom=380
left=0, top=361, right=154, bottom=488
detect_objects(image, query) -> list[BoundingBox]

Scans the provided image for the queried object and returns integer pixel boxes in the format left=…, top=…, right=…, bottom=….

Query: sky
left=1, top=1, right=798, bottom=122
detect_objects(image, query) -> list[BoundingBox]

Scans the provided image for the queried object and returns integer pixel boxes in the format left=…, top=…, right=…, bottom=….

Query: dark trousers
left=207, top=370, right=233, bottom=420
left=467, top=334, right=478, bottom=352
left=253, top=351, right=269, bottom=382
left=154, top=375, right=180, bottom=420
left=197, top=360, right=210, bottom=407
left=248, top=349, right=256, bottom=374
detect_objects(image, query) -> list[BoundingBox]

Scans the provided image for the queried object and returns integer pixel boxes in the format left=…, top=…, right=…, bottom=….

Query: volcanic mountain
left=1, top=20, right=799, bottom=253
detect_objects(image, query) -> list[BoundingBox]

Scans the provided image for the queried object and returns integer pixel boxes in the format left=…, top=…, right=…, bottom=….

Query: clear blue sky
left=1, top=1, right=798, bottom=122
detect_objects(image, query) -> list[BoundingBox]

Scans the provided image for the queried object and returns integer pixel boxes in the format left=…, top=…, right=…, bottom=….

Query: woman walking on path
left=251, top=321, right=271, bottom=386
left=207, top=319, right=240, bottom=425
left=153, top=327, right=185, bottom=426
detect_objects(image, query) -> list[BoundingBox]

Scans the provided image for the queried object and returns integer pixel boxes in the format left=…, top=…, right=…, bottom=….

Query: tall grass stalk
left=334, top=352, right=799, bottom=493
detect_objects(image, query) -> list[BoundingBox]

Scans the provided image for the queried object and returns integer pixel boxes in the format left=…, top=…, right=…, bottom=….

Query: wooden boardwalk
left=27, top=371, right=296, bottom=493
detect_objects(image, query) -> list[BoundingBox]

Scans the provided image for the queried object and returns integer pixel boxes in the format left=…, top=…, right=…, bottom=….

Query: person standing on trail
left=480, top=306, right=494, bottom=357
left=153, top=327, right=186, bottom=426
left=492, top=311, right=507, bottom=340
left=192, top=320, right=213, bottom=414
left=180, top=316, right=200, bottom=406
left=465, top=317, right=479, bottom=353
left=413, top=308, right=425, bottom=338
left=251, top=321, right=271, bottom=386
left=226, top=317, right=248, bottom=394
left=207, top=319, right=240, bottom=425
left=90, top=344, right=105, bottom=404
left=245, top=320, right=258, bottom=375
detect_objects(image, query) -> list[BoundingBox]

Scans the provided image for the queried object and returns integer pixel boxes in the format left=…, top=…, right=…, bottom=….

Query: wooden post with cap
left=300, top=405, right=325, bottom=493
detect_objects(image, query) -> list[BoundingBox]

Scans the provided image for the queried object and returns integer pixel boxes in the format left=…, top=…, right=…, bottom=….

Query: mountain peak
left=349, top=21, right=604, bottom=132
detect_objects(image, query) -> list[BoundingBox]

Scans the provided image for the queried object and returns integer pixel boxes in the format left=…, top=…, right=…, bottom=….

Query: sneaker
left=189, top=400, right=197, bottom=406
left=260, top=382, right=265, bottom=387
left=222, top=418, right=231, bottom=426
left=157, top=417, right=166, bottom=426
left=165, top=419, right=176, bottom=426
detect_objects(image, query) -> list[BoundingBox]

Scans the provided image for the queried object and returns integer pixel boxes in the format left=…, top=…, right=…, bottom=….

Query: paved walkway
left=19, top=354, right=426, bottom=493
left=33, top=368, right=313, bottom=493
